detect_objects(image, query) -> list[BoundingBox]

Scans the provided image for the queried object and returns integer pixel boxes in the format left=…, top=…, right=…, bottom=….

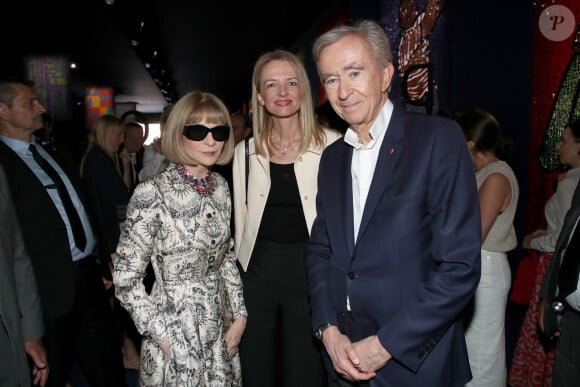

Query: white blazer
left=232, top=128, right=342, bottom=271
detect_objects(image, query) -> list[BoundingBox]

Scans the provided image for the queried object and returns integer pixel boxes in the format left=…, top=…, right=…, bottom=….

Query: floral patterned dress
left=113, top=163, right=247, bottom=386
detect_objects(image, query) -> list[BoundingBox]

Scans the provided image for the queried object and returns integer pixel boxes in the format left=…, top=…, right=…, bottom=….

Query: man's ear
left=467, top=140, right=476, bottom=153
left=381, top=63, right=395, bottom=93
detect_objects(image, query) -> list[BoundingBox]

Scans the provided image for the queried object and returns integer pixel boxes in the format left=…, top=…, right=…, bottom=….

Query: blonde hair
left=159, top=104, right=174, bottom=136
left=80, top=114, right=124, bottom=175
left=161, top=91, right=234, bottom=166
left=250, top=50, right=325, bottom=157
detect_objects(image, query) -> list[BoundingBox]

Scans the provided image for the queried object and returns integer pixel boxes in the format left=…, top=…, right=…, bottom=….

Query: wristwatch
left=314, top=323, right=332, bottom=340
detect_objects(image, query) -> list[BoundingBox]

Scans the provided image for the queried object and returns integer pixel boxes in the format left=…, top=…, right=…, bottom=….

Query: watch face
left=315, top=323, right=330, bottom=340
left=315, top=328, right=322, bottom=340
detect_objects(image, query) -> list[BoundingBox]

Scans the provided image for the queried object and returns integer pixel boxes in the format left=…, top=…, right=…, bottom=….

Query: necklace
left=269, top=138, right=301, bottom=156
left=176, top=164, right=214, bottom=196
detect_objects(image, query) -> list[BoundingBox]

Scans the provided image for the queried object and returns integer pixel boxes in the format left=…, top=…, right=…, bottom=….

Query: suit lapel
left=545, top=179, right=580, bottom=301
left=553, top=179, right=580, bottom=258
left=356, top=106, right=405, bottom=245
left=336, top=145, right=355, bottom=256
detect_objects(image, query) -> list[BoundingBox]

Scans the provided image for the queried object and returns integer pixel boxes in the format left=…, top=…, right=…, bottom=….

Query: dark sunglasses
left=183, top=124, right=230, bottom=142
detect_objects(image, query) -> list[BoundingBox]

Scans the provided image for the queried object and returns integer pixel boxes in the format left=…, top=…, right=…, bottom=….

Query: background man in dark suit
left=540, top=171, right=580, bottom=386
left=307, top=20, right=481, bottom=386
left=0, top=79, right=126, bottom=387
left=0, top=163, right=48, bottom=386
left=118, top=121, right=145, bottom=191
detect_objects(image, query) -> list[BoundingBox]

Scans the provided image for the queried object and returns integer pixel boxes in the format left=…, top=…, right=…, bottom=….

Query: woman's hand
left=118, top=147, right=133, bottom=166
left=225, top=316, right=247, bottom=357
left=523, top=229, right=547, bottom=249
left=153, top=137, right=162, bottom=153
left=160, top=338, right=171, bottom=360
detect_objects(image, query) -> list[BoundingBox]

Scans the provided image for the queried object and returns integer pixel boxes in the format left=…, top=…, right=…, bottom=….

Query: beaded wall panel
left=380, top=0, right=451, bottom=114
left=525, top=1, right=579, bottom=233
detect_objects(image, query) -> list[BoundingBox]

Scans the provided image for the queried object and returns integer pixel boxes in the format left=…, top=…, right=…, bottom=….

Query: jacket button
left=348, top=272, right=357, bottom=279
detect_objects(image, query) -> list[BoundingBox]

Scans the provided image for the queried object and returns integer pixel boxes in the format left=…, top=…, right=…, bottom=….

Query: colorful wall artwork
left=26, top=56, right=72, bottom=120
left=85, top=87, right=114, bottom=128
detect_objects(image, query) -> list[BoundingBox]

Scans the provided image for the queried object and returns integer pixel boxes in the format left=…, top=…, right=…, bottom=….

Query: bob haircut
left=250, top=50, right=325, bottom=157
left=161, top=91, right=234, bottom=166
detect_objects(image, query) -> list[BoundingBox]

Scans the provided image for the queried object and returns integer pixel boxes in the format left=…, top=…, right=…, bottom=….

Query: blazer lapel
left=337, top=146, right=355, bottom=256
left=356, top=106, right=405, bottom=244
left=542, top=179, right=580, bottom=336
left=545, top=180, right=580, bottom=293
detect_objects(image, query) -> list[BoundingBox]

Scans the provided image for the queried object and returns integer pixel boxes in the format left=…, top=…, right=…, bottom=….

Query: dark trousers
left=239, top=239, right=327, bottom=387
left=43, top=258, right=126, bottom=387
left=552, top=309, right=580, bottom=387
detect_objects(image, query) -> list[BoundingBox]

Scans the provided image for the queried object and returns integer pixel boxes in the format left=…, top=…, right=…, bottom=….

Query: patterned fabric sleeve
left=113, top=179, right=167, bottom=344
left=219, top=237, right=247, bottom=320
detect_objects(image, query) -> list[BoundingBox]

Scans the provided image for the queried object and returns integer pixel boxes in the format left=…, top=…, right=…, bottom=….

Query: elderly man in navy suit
left=307, top=20, right=481, bottom=386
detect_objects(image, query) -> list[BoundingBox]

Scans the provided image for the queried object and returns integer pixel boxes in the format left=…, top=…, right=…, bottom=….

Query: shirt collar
left=343, top=100, right=393, bottom=149
left=0, top=134, right=35, bottom=155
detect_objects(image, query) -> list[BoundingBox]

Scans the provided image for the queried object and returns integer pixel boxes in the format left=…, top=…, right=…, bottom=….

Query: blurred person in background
left=0, top=163, right=48, bottom=387
left=139, top=105, right=173, bottom=182
left=0, top=79, right=126, bottom=386
left=458, top=108, right=519, bottom=387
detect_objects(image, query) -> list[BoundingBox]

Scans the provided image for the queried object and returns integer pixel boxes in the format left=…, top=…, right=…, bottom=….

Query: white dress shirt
left=344, top=100, right=393, bottom=241
left=343, top=100, right=393, bottom=310
left=0, top=135, right=96, bottom=261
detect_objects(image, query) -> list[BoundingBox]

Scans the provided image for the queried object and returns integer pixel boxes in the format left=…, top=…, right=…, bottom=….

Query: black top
left=257, top=162, right=309, bottom=243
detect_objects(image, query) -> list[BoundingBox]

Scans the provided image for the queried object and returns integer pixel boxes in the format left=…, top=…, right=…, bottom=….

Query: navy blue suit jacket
left=307, top=105, right=482, bottom=386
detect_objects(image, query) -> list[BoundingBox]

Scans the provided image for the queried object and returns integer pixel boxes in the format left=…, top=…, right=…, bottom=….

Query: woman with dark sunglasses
left=113, top=91, right=247, bottom=386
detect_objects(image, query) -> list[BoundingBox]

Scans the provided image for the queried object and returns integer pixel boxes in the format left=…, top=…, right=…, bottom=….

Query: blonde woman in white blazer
left=232, top=50, right=341, bottom=387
